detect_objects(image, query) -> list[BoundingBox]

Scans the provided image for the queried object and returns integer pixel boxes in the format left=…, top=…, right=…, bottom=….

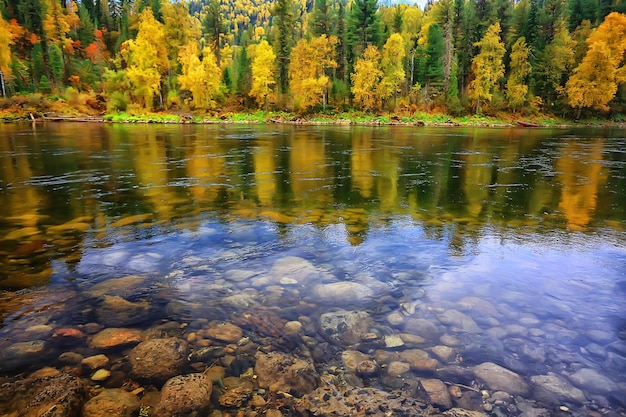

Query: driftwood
left=42, top=112, right=103, bottom=122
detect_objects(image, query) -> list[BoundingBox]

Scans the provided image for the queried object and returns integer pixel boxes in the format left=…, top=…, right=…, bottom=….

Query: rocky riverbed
left=1, top=247, right=626, bottom=417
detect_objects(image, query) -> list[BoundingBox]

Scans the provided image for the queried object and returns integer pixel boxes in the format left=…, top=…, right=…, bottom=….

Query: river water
left=0, top=123, right=625, bottom=416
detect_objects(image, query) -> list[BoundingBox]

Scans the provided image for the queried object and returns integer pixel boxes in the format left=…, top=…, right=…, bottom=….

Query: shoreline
left=1, top=111, right=625, bottom=129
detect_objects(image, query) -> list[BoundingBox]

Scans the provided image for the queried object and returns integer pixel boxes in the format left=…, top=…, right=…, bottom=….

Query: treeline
left=0, top=0, right=625, bottom=119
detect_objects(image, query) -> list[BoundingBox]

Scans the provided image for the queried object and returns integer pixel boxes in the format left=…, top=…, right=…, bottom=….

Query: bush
left=107, top=91, right=128, bottom=113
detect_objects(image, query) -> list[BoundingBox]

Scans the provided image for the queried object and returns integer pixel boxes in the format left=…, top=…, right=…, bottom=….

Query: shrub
left=107, top=91, right=128, bottom=113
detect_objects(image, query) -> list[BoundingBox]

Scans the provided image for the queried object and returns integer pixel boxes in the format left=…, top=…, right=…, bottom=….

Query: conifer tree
left=347, top=0, right=381, bottom=76
left=272, top=0, right=295, bottom=94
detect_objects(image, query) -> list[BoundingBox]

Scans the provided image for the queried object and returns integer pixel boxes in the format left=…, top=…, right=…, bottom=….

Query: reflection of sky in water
left=75, top=219, right=626, bottom=333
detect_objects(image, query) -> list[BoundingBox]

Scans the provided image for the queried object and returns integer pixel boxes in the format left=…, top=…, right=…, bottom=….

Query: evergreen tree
left=204, top=0, right=227, bottom=68
left=236, top=31, right=252, bottom=96
left=48, top=43, right=64, bottom=88
left=347, top=0, right=381, bottom=71
left=335, top=0, right=348, bottom=82
left=272, top=0, right=295, bottom=94
left=310, top=0, right=333, bottom=37
left=78, top=3, right=96, bottom=47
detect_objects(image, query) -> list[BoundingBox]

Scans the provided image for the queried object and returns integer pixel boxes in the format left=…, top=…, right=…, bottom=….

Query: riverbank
left=1, top=95, right=624, bottom=128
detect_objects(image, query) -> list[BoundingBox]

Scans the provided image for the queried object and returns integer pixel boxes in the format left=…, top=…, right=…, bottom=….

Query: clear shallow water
left=0, top=123, right=625, bottom=415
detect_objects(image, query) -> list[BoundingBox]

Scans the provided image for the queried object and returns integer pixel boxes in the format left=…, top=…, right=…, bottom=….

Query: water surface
left=0, top=123, right=625, bottom=415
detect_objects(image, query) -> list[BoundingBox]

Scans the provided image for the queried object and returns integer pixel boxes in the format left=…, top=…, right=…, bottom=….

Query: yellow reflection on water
left=557, top=140, right=607, bottom=231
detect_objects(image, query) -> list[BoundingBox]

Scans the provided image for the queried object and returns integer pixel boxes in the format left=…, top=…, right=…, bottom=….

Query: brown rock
left=87, top=276, right=147, bottom=298
left=90, top=328, right=143, bottom=349
left=153, top=373, right=213, bottom=417
left=255, top=351, right=319, bottom=395
left=319, top=310, right=374, bottom=346
left=82, top=354, right=110, bottom=370
left=82, top=389, right=140, bottom=417
left=51, top=327, right=86, bottom=346
left=130, top=338, right=188, bottom=384
left=97, top=295, right=151, bottom=327
left=0, top=374, right=83, bottom=417
left=473, top=362, right=531, bottom=397
left=203, top=322, right=244, bottom=343
left=0, top=340, right=51, bottom=372
left=419, top=378, right=453, bottom=409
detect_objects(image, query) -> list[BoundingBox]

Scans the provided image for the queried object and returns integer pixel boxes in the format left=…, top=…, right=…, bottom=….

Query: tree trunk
left=0, top=70, right=5, bottom=98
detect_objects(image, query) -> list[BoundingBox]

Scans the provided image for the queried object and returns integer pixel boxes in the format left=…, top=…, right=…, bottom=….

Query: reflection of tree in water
left=556, top=140, right=606, bottom=231
left=1, top=124, right=624, bottom=289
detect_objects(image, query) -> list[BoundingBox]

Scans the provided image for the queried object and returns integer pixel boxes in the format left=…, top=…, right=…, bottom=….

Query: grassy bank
left=1, top=94, right=623, bottom=128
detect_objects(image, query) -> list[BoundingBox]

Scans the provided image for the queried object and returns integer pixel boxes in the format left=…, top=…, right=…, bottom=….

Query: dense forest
left=0, top=0, right=625, bottom=119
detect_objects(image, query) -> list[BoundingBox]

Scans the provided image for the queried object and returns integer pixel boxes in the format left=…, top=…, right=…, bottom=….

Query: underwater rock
left=82, top=388, right=140, bottom=417
left=387, top=361, right=411, bottom=377
left=296, top=374, right=432, bottom=416
left=310, top=282, right=374, bottom=304
left=473, top=362, right=531, bottom=397
left=224, top=269, right=259, bottom=282
left=438, top=310, right=481, bottom=333
left=530, top=372, right=586, bottom=404
left=267, top=256, right=322, bottom=284
left=255, top=351, right=319, bottom=395
left=86, top=275, right=147, bottom=298
left=341, top=350, right=371, bottom=374
left=419, top=378, right=453, bottom=410
left=0, top=340, right=52, bottom=372
left=203, top=322, right=244, bottom=343
left=0, top=373, right=83, bottom=417
left=403, top=318, right=441, bottom=341
left=50, top=327, right=86, bottom=346
left=153, top=373, right=213, bottom=417
left=90, top=327, right=143, bottom=349
left=130, top=338, right=188, bottom=384
left=319, top=310, right=374, bottom=346
left=96, top=295, right=151, bottom=327
left=568, top=368, right=618, bottom=395
left=81, top=354, right=110, bottom=370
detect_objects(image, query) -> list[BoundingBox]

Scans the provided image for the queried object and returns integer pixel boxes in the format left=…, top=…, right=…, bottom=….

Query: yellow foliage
left=43, top=0, right=70, bottom=44
left=288, top=35, right=338, bottom=111
left=123, top=9, right=169, bottom=109
left=178, top=41, right=222, bottom=109
left=566, top=12, right=626, bottom=111
left=248, top=40, right=276, bottom=108
left=379, top=33, right=406, bottom=101
left=506, top=37, right=531, bottom=110
left=0, top=16, right=15, bottom=81
left=468, top=22, right=505, bottom=112
left=351, top=45, right=382, bottom=111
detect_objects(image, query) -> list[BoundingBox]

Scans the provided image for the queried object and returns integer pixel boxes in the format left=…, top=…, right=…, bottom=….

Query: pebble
left=384, top=335, right=404, bottom=348
left=91, top=369, right=111, bottom=381
left=82, top=354, right=110, bottom=370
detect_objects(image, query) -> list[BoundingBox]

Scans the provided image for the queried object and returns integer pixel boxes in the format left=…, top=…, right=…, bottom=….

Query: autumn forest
left=0, top=0, right=626, bottom=120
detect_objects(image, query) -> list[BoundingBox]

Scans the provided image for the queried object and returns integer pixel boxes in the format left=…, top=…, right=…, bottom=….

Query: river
left=0, top=123, right=625, bottom=416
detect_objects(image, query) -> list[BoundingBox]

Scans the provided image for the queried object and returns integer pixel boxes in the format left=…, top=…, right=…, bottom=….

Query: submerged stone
left=0, top=340, right=51, bottom=372
left=568, top=368, right=618, bottom=394
left=82, top=388, right=139, bottom=417
left=311, top=281, right=375, bottom=304
left=419, top=378, right=453, bottom=409
left=530, top=372, right=586, bottom=404
left=153, top=373, right=213, bottom=417
left=473, top=362, right=531, bottom=397
left=0, top=374, right=83, bottom=417
left=90, top=327, right=143, bottom=349
left=255, top=351, right=318, bottom=395
left=130, top=338, right=188, bottom=384
left=319, top=310, right=374, bottom=346
left=96, top=295, right=151, bottom=327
